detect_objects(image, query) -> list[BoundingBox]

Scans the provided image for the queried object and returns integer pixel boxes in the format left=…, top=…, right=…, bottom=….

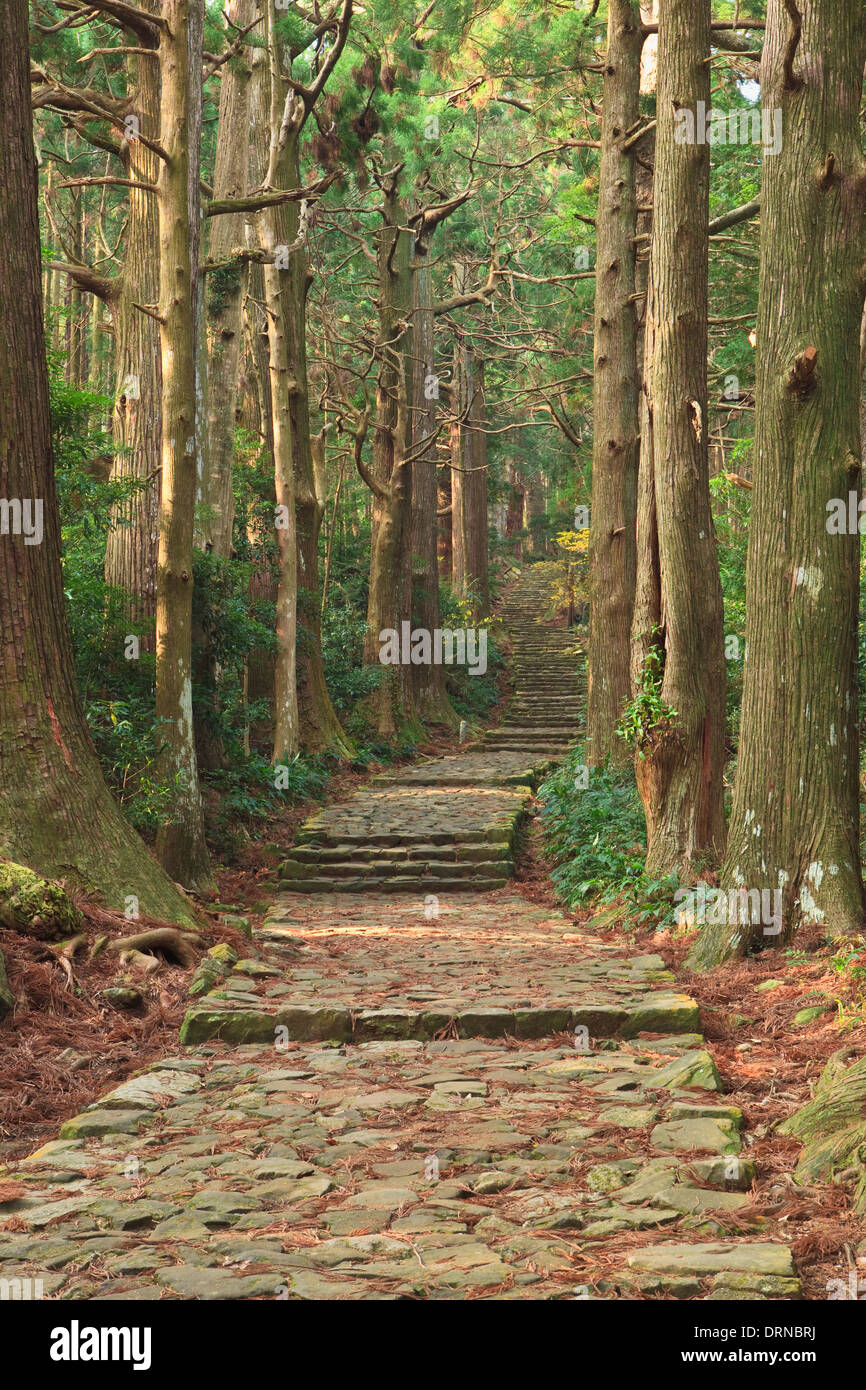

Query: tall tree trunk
left=104, top=13, right=162, bottom=622
left=153, top=0, right=213, bottom=890
left=463, top=350, right=490, bottom=616
left=257, top=14, right=300, bottom=763
left=450, top=351, right=466, bottom=595
left=198, top=2, right=250, bottom=558
left=630, top=0, right=726, bottom=878
left=193, top=0, right=254, bottom=773
left=410, top=242, right=458, bottom=724
left=690, top=0, right=866, bottom=967
left=241, top=31, right=276, bottom=745
left=362, top=174, right=415, bottom=735
left=0, top=0, right=195, bottom=924
left=281, top=138, right=348, bottom=755
left=522, top=472, right=545, bottom=556
left=586, top=0, right=642, bottom=767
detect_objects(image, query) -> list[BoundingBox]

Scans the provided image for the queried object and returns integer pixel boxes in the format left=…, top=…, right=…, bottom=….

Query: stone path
left=276, top=568, right=584, bottom=895
left=0, top=568, right=801, bottom=1300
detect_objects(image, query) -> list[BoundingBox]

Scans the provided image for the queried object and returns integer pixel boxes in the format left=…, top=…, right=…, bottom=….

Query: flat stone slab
left=627, top=1243, right=797, bottom=1279
left=651, top=1117, right=741, bottom=1154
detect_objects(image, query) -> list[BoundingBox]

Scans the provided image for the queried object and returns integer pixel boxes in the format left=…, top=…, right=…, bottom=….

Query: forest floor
left=1, top=569, right=865, bottom=1300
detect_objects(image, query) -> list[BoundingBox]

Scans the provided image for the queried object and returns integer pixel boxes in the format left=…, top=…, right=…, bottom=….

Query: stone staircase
left=483, top=564, right=584, bottom=760
left=277, top=565, right=584, bottom=895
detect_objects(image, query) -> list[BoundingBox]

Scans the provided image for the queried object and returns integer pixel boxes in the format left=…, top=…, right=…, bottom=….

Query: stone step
left=297, top=826, right=515, bottom=847
left=283, top=843, right=509, bottom=865
left=489, top=728, right=583, bottom=739
left=179, top=993, right=698, bottom=1045
left=280, top=856, right=509, bottom=881
left=486, top=736, right=577, bottom=750
left=277, top=875, right=510, bottom=894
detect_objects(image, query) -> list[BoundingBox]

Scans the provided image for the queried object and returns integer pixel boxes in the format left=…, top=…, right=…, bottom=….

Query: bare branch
left=206, top=170, right=338, bottom=217
left=48, top=259, right=116, bottom=303
left=708, top=199, right=761, bottom=235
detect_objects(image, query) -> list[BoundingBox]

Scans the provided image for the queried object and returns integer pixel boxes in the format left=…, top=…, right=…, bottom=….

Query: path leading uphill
left=0, top=568, right=800, bottom=1300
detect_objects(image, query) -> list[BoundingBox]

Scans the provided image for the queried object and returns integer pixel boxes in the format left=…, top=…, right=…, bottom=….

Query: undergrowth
left=538, top=745, right=678, bottom=926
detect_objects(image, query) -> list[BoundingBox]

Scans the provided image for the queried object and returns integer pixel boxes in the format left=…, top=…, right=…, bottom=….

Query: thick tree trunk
left=0, top=0, right=196, bottom=925
left=586, top=0, right=642, bottom=767
left=690, top=0, right=866, bottom=968
left=153, top=0, right=213, bottom=890
left=410, top=245, right=458, bottom=725
left=630, top=0, right=726, bottom=879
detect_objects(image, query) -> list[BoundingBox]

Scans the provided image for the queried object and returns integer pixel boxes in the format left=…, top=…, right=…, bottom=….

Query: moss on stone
left=0, top=860, right=83, bottom=940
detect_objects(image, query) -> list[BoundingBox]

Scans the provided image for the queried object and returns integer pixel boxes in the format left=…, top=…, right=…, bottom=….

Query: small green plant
left=829, top=937, right=866, bottom=1029
left=616, top=639, right=679, bottom=757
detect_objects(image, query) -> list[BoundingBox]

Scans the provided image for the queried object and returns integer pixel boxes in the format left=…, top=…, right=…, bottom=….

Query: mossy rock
left=218, top=914, right=251, bottom=937
left=793, top=1004, right=832, bottom=1027
left=0, top=861, right=83, bottom=940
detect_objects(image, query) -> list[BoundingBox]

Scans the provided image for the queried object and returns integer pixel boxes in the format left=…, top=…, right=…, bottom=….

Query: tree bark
left=0, top=0, right=196, bottom=925
left=586, top=0, right=642, bottom=767
left=437, top=460, right=452, bottom=580
left=690, top=0, right=866, bottom=967
left=630, top=0, right=726, bottom=879
left=153, top=0, right=213, bottom=890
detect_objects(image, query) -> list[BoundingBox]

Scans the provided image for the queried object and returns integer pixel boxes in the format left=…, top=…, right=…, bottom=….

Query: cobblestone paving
left=0, top=570, right=801, bottom=1299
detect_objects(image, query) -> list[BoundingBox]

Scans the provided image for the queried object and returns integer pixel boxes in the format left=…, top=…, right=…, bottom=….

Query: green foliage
left=616, top=639, right=679, bottom=756
left=828, top=937, right=866, bottom=1030
left=539, top=747, right=678, bottom=924
left=439, top=583, right=503, bottom=723
left=84, top=700, right=173, bottom=833
left=539, top=747, right=646, bottom=903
